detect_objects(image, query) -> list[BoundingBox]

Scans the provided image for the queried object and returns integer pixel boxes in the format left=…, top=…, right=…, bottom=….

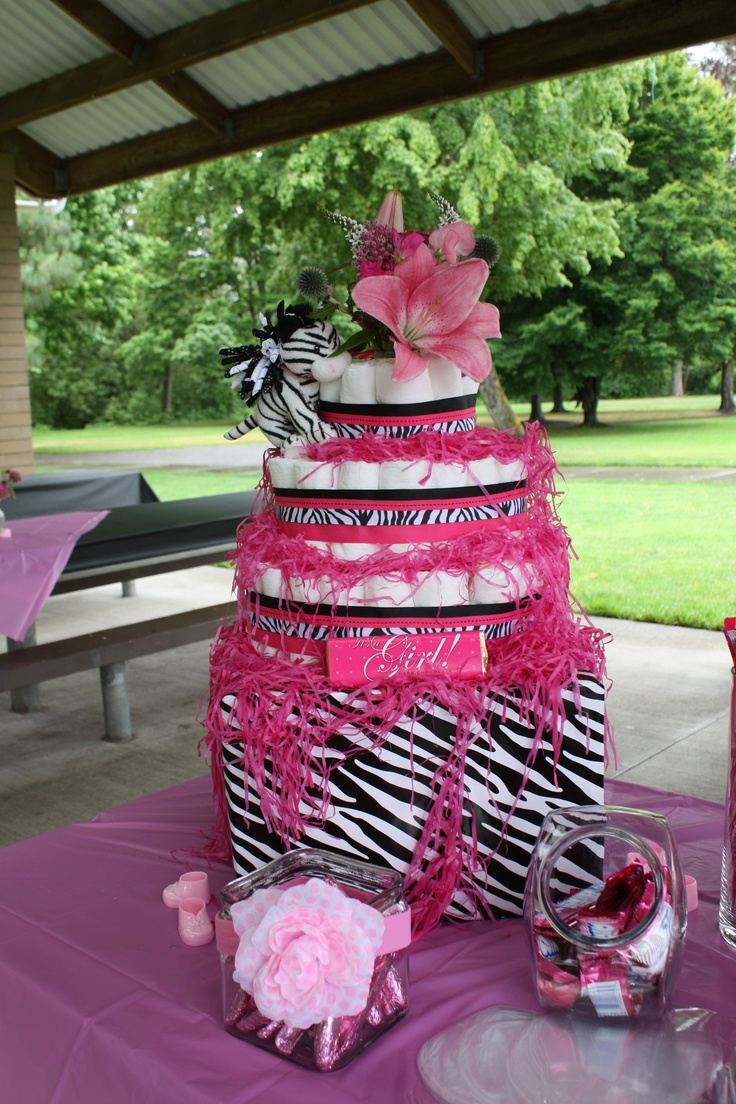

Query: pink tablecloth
left=0, top=778, right=734, bottom=1104
left=0, top=511, right=108, bottom=640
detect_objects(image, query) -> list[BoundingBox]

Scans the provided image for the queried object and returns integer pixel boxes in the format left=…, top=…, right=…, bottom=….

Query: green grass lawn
left=511, top=394, right=722, bottom=422
left=33, top=422, right=269, bottom=452
left=142, top=470, right=262, bottom=497
left=545, top=417, right=736, bottom=469
left=559, top=479, right=735, bottom=631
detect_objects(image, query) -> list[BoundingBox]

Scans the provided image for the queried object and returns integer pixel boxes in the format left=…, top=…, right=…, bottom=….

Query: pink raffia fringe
left=202, top=423, right=612, bottom=938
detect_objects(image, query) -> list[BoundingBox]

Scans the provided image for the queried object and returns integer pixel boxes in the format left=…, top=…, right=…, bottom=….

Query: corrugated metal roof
left=1, top=0, right=732, bottom=196
left=0, top=0, right=106, bottom=93
left=2, top=0, right=579, bottom=158
left=22, top=85, right=194, bottom=159
left=189, top=1, right=441, bottom=111
left=104, top=0, right=238, bottom=38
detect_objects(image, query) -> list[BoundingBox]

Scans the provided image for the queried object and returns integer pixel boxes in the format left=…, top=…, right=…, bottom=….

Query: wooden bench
left=0, top=602, right=232, bottom=741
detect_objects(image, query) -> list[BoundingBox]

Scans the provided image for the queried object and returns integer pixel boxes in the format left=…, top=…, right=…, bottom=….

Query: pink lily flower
left=428, top=221, right=476, bottom=264
left=352, top=242, right=500, bottom=383
left=374, top=190, right=404, bottom=232
left=393, top=228, right=426, bottom=261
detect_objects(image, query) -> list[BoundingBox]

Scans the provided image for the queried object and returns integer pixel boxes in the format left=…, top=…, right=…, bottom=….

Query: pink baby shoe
left=178, top=898, right=214, bottom=947
left=163, top=870, right=211, bottom=908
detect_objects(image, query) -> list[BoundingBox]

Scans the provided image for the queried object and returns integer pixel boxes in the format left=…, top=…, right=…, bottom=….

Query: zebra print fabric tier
left=247, top=592, right=532, bottom=647
left=319, top=394, right=477, bottom=438
left=273, top=481, right=527, bottom=542
left=219, top=674, right=606, bottom=922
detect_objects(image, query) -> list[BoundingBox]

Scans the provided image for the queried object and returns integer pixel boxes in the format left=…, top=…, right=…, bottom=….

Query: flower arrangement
left=230, top=878, right=385, bottom=1030
left=0, top=468, right=21, bottom=501
left=296, top=190, right=502, bottom=384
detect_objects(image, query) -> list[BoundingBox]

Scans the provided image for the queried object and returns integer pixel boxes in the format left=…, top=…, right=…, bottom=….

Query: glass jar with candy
left=525, top=806, right=687, bottom=1019
left=216, top=848, right=411, bottom=1070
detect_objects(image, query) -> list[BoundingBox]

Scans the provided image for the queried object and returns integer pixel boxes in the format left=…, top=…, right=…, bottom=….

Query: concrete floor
left=1, top=563, right=732, bottom=848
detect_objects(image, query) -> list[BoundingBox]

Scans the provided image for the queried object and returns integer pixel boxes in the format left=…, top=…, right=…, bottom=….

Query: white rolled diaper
left=375, top=359, right=433, bottom=405
left=285, top=576, right=307, bottom=602
left=302, top=575, right=338, bottom=605
left=268, top=456, right=296, bottom=489
left=253, top=567, right=283, bottom=599
left=319, top=378, right=341, bottom=403
left=378, top=459, right=424, bottom=491
left=363, top=575, right=415, bottom=607
left=294, top=459, right=336, bottom=490
left=468, top=457, right=526, bottom=487
left=340, top=361, right=376, bottom=405
left=331, top=542, right=382, bottom=561
left=427, top=356, right=466, bottom=399
left=337, top=461, right=380, bottom=491
left=471, top=564, right=527, bottom=604
left=413, top=570, right=469, bottom=607
left=425, top=461, right=468, bottom=489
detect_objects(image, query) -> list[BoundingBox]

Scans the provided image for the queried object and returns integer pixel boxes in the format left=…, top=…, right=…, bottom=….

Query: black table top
left=53, top=491, right=258, bottom=593
left=4, top=470, right=159, bottom=518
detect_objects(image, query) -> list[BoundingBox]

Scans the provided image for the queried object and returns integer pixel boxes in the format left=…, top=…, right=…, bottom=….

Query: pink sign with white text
left=327, top=631, right=487, bottom=687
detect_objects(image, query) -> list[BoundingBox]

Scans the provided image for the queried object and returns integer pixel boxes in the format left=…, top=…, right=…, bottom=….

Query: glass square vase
left=217, top=848, right=410, bottom=1071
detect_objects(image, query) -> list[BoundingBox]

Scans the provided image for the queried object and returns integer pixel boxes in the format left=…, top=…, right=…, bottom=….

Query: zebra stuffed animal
left=221, top=303, right=349, bottom=448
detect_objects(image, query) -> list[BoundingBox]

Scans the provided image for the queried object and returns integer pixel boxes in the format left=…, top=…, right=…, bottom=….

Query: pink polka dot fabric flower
left=230, top=878, right=385, bottom=1030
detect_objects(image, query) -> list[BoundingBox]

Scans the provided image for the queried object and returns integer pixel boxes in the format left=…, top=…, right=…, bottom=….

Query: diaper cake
left=205, top=191, right=608, bottom=938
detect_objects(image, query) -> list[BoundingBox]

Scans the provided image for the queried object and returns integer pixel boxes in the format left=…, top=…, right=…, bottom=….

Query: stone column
left=0, top=153, right=34, bottom=474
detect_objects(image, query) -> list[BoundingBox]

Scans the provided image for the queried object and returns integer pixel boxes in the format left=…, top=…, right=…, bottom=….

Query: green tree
left=262, top=80, right=634, bottom=429
left=97, top=94, right=633, bottom=428
left=620, top=53, right=736, bottom=413
left=700, top=38, right=736, bottom=98
left=498, top=52, right=736, bottom=425
left=487, top=65, right=644, bottom=424
left=109, top=171, right=249, bottom=421
left=27, top=61, right=722, bottom=430
left=18, top=200, right=81, bottom=312
left=696, top=37, right=736, bottom=411
left=20, top=189, right=140, bottom=428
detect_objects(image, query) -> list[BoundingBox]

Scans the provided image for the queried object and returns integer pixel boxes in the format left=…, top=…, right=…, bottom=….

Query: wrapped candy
left=525, top=806, right=688, bottom=1018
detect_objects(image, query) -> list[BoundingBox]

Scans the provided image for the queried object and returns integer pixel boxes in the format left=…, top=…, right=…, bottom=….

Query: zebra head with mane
left=221, top=302, right=342, bottom=448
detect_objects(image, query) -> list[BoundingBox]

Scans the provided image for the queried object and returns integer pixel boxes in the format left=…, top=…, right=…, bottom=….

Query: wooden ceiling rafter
left=0, top=0, right=376, bottom=134
left=50, top=0, right=232, bottom=136
left=403, top=0, right=480, bottom=76
left=50, top=0, right=143, bottom=61
left=2, top=0, right=735, bottom=199
left=2, top=129, right=62, bottom=198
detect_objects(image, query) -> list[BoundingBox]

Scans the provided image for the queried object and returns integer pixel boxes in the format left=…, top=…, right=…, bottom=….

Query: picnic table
left=1, top=492, right=256, bottom=738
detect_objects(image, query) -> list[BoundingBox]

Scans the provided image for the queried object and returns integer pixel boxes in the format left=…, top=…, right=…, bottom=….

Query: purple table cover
left=0, top=511, right=108, bottom=640
left=0, top=776, right=734, bottom=1104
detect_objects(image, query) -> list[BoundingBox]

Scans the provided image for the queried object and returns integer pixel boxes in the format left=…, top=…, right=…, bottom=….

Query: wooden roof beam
left=0, top=0, right=374, bottom=134
left=404, top=0, right=480, bottom=77
left=50, top=0, right=231, bottom=135
left=12, top=0, right=736, bottom=196
left=49, top=0, right=144, bottom=62
left=157, top=73, right=232, bottom=138
left=0, top=131, right=64, bottom=198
